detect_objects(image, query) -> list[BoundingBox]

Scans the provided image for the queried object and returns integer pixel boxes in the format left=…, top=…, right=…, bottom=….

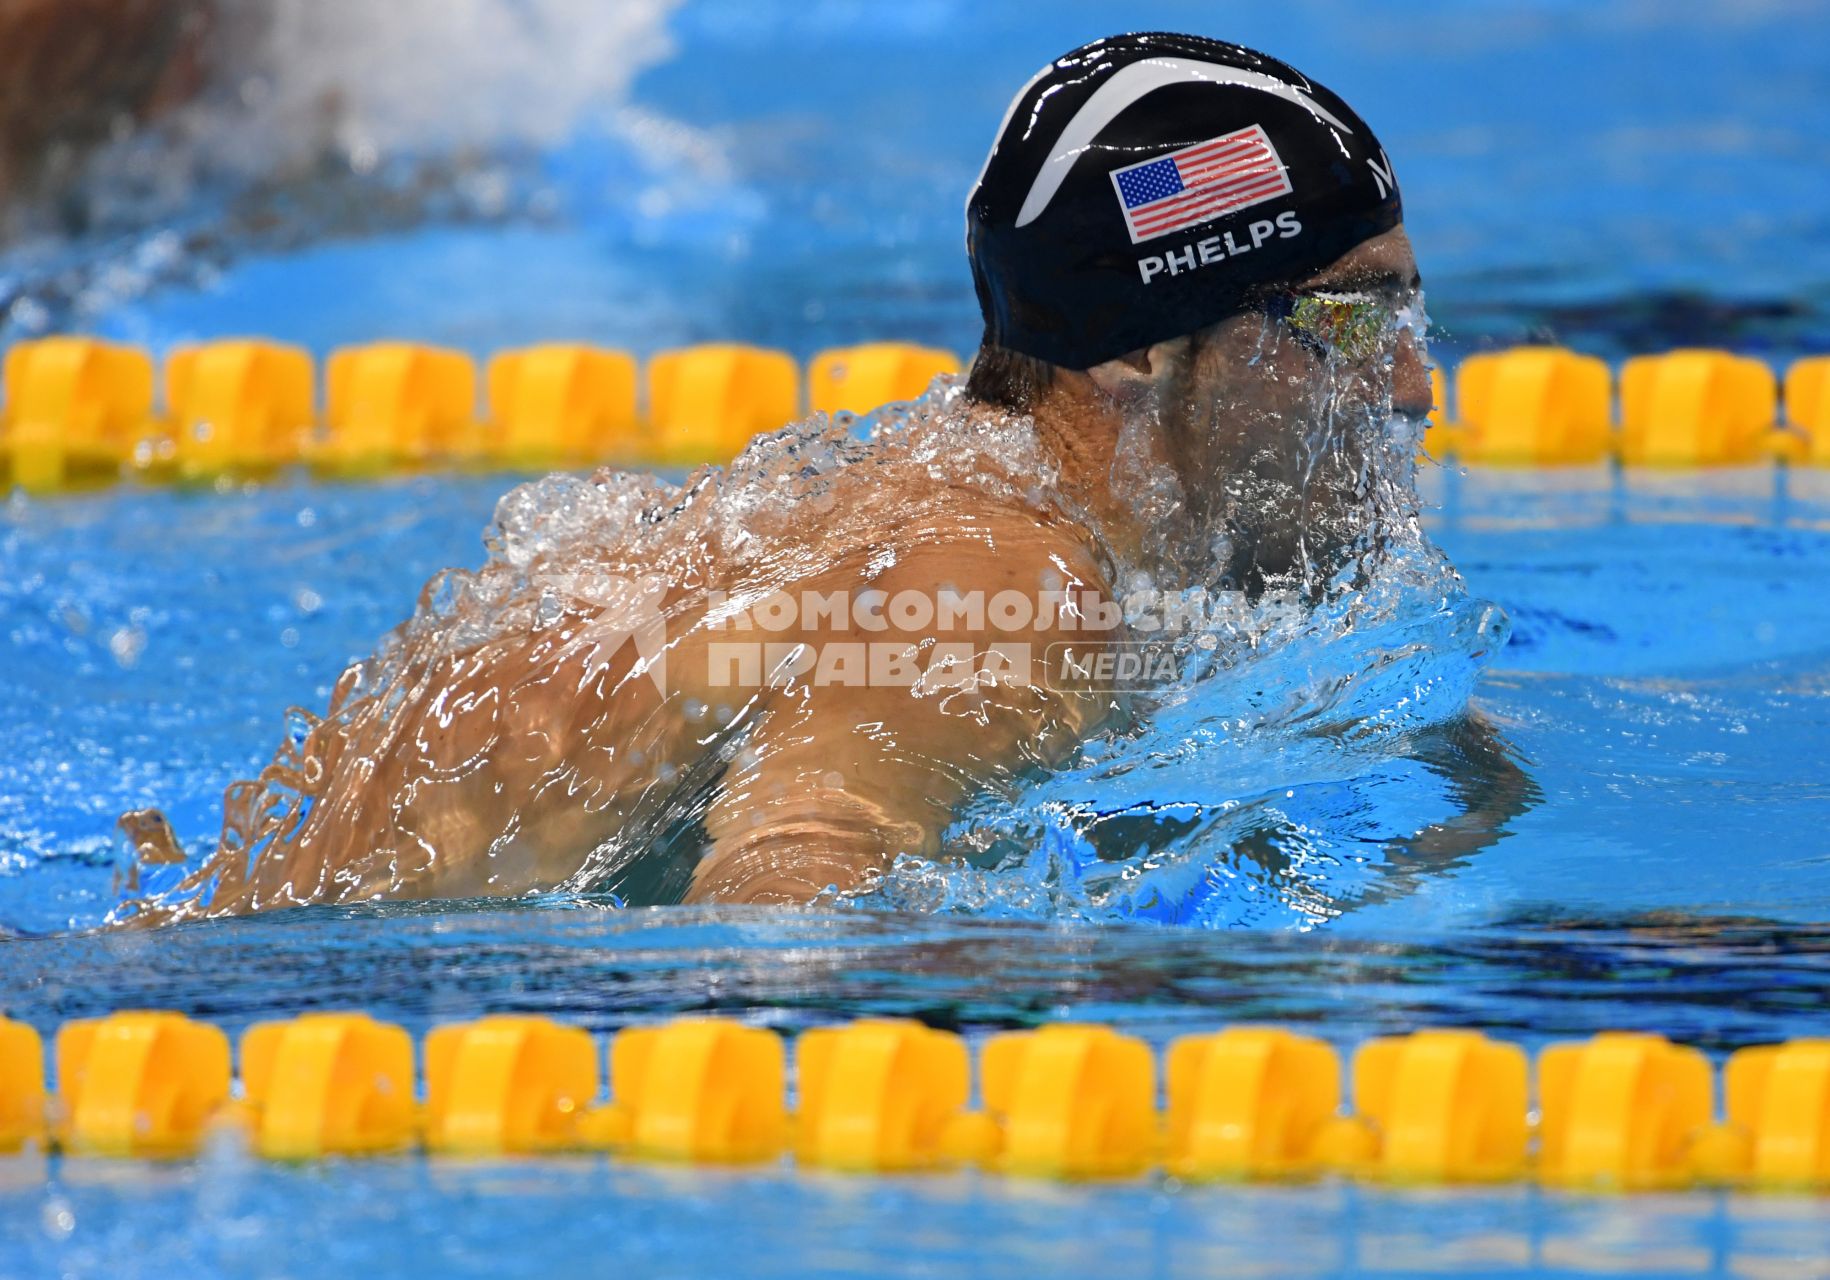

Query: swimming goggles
left=1263, top=289, right=1405, bottom=363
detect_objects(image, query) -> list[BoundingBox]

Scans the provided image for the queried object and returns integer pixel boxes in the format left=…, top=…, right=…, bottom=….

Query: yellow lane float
left=54, top=1011, right=230, bottom=1157
left=164, top=339, right=315, bottom=478
left=1, top=337, right=153, bottom=492
left=320, top=342, right=477, bottom=475
left=808, top=343, right=958, bottom=416
left=240, top=1012, right=417, bottom=1158
left=486, top=343, right=641, bottom=467
left=647, top=343, right=799, bottom=465
left=1455, top=346, right=1612, bottom=466
left=1619, top=348, right=1778, bottom=467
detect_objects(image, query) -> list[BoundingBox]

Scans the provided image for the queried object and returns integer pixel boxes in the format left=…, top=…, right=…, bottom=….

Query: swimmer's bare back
left=126, top=480, right=1118, bottom=919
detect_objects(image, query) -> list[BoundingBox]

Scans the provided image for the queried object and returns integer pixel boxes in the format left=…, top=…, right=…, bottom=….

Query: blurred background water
left=4, top=3, right=1830, bottom=1276
left=3, top=0, right=1829, bottom=363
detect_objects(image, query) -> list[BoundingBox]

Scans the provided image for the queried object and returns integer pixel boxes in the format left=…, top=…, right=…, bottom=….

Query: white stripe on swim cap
left=965, top=58, right=1059, bottom=233
left=1013, top=57, right=1351, bottom=229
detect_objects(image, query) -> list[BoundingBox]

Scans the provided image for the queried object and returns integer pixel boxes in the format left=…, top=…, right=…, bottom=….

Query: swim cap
left=967, top=33, right=1403, bottom=370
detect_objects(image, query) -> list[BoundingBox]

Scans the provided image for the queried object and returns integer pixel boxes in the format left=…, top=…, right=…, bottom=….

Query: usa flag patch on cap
left=1109, top=124, right=1293, bottom=244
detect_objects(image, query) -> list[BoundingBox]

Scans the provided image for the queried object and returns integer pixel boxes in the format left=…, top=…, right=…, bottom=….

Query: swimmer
left=0, top=0, right=213, bottom=223
left=123, top=33, right=1458, bottom=919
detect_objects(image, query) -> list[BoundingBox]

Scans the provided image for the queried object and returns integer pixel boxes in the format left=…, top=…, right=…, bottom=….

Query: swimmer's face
left=1164, top=223, right=1428, bottom=487
left=1090, top=224, right=1431, bottom=589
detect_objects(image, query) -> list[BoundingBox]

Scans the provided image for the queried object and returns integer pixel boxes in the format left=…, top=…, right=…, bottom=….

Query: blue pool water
left=6, top=1, right=1830, bottom=1276
left=5, top=466, right=1829, bottom=1277
left=8, top=0, right=1830, bottom=363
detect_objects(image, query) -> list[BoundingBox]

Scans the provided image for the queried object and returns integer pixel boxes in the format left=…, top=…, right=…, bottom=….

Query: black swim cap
left=968, top=33, right=1403, bottom=370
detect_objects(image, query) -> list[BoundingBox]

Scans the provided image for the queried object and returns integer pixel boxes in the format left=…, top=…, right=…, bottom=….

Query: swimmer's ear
left=1084, top=335, right=1193, bottom=406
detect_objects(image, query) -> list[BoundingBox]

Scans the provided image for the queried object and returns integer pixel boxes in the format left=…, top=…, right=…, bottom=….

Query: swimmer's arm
left=686, top=535, right=1117, bottom=904
left=1366, top=710, right=1538, bottom=904
left=689, top=675, right=1110, bottom=903
left=689, top=708, right=954, bottom=903
left=1393, top=710, right=1537, bottom=863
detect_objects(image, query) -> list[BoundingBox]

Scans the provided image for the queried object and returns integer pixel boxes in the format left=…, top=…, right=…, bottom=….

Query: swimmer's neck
left=1000, top=372, right=1153, bottom=564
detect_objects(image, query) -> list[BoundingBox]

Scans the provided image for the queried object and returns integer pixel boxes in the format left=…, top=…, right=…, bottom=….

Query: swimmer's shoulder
left=823, top=474, right=1113, bottom=603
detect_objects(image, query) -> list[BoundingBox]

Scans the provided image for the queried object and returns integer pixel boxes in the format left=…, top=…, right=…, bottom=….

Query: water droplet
left=40, top=1197, right=74, bottom=1240
left=108, top=626, right=146, bottom=668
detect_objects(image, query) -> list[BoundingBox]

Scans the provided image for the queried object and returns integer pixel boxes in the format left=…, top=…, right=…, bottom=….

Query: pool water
left=5, top=471, right=1829, bottom=1276
left=9, top=469, right=1830, bottom=936
left=8, top=0, right=1830, bottom=361
left=5, top=0, right=1830, bottom=1276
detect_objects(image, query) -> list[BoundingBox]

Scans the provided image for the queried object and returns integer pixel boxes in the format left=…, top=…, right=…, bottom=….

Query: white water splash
left=189, top=0, right=686, bottom=177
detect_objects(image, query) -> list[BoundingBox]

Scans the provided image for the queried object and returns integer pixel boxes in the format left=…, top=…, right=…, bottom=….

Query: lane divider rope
left=0, top=339, right=957, bottom=491
left=3, top=337, right=1830, bottom=493
left=3, top=1012, right=1827, bottom=1190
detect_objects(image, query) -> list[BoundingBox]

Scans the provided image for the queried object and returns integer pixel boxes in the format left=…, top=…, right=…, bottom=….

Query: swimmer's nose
left=1392, top=331, right=1432, bottom=419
